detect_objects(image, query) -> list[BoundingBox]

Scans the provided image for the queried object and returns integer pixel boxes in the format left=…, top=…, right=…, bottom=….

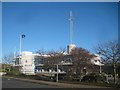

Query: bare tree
left=47, top=48, right=65, bottom=69
left=71, top=47, right=95, bottom=81
left=94, top=40, right=119, bottom=84
left=36, top=48, right=46, bottom=65
left=2, top=53, right=14, bottom=72
left=37, top=48, right=65, bottom=70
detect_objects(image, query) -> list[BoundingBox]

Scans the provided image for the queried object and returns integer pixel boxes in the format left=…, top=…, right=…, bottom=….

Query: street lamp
left=56, top=64, right=58, bottom=82
left=97, top=52, right=102, bottom=73
left=99, top=64, right=102, bottom=73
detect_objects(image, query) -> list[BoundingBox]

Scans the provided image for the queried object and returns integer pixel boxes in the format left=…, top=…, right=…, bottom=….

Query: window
left=25, top=60, right=27, bottom=63
left=95, top=60, right=97, bottom=62
left=16, top=58, right=19, bottom=64
left=34, top=58, right=43, bottom=65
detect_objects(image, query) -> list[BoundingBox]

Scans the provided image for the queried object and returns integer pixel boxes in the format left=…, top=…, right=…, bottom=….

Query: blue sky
left=2, top=2, right=118, bottom=56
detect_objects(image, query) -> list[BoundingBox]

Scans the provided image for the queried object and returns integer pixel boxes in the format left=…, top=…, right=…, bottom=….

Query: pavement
left=2, top=76, right=111, bottom=88
left=2, top=77, right=59, bottom=88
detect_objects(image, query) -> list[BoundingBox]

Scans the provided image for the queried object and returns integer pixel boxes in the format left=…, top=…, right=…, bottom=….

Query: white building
left=91, top=54, right=104, bottom=66
left=14, top=50, right=104, bottom=75
left=14, top=51, right=39, bottom=75
left=67, top=44, right=76, bottom=54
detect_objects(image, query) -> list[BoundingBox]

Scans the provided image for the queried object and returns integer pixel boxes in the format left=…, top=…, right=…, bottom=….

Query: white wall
left=19, top=51, right=36, bottom=75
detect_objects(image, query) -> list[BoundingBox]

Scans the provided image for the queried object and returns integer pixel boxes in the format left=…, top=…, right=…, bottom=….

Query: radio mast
left=69, top=11, right=74, bottom=44
left=67, top=11, right=76, bottom=54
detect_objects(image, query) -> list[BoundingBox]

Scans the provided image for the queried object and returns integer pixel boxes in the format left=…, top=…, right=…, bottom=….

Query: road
left=2, top=77, right=59, bottom=88
left=1, top=77, right=112, bottom=88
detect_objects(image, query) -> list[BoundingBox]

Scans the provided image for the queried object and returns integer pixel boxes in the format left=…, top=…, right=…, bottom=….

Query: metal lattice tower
left=69, top=11, right=74, bottom=44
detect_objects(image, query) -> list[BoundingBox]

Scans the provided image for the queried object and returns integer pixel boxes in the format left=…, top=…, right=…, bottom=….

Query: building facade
left=14, top=51, right=39, bottom=75
left=14, top=50, right=103, bottom=75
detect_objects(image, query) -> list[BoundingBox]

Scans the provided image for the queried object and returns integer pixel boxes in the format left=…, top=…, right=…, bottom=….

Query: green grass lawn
left=0, top=69, right=6, bottom=72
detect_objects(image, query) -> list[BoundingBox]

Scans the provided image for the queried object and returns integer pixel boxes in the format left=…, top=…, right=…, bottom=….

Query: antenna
left=69, top=11, right=74, bottom=44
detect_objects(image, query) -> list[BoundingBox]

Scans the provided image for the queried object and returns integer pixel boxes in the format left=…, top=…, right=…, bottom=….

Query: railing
left=36, top=70, right=66, bottom=74
left=13, top=64, right=23, bottom=67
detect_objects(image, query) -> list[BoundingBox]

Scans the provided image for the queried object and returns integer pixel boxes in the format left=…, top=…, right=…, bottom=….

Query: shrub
left=81, top=73, right=107, bottom=83
left=6, top=68, right=21, bottom=76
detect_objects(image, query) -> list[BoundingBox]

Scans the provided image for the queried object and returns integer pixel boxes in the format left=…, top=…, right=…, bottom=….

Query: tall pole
left=14, top=47, right=16, bottom=66
left=69, top=11, right=74, bottom=44
left=19, top=34, right=22, bottom=55
left=19, top=34, right=22, bottom=73
left=98, top=53, right=102, bottom=74
left=113, top=62, right=116, bottom=84
left=56, top=64, right=58, bottom=82
left=100, top=65, right=101, bottom=73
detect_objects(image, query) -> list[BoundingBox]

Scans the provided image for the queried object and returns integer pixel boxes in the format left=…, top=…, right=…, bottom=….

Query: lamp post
left=20, top=34, right=22, bottom=54
left=100, top=64, right=102, bottom=73
left=97, top=52, right=102, bottom=73
left=19, top=34, right=25, bottom=55
left=56, top=64, right=58, bottom=82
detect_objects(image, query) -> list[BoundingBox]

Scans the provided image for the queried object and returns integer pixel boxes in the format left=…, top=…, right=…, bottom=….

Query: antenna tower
left=69, top=11, right=74, bottom=44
